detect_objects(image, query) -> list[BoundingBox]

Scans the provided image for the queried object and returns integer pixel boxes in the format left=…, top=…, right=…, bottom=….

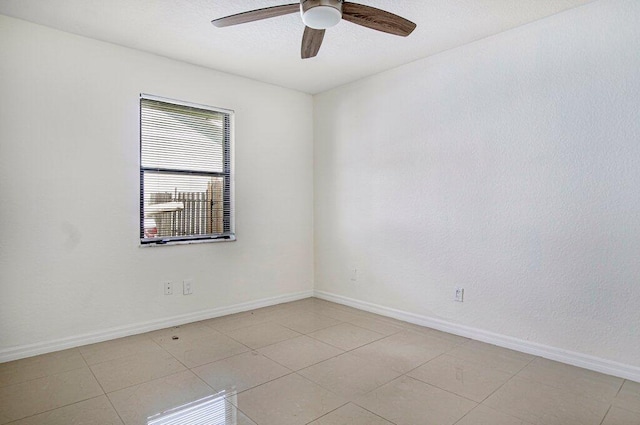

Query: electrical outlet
left=183, top=280, right=193, bottom=295
left=454, top=287, right=464, bottom=302
left=164, top=282, right=173, bottom=296
left=350, top=268, right=357, bottom=282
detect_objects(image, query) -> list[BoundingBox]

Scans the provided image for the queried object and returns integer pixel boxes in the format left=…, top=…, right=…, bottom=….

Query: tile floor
left=0, top=298, right=638, bottom=425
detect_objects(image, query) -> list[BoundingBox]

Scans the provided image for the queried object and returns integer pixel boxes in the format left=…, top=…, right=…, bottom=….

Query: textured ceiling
left=0, top=0, right=595, bottom=94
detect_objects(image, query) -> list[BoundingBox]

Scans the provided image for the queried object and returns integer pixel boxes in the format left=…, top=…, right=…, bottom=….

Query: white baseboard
left=314, top=290, right=640, bottom=382
left=0, top=290, right=314, bottom=363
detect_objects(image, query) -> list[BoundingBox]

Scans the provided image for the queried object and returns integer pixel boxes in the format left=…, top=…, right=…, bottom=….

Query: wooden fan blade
left=212, top=3, right=299, bottom=28
left=342, top=2, right=416, bottom=36
left=301, top=26, right=325, bottom=59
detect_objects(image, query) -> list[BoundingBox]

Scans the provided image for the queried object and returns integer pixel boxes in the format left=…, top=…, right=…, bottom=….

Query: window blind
left=140, top=94, right=234, bottom=245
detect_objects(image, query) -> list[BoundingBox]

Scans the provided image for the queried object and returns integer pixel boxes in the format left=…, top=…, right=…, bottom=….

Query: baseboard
left=314, top=290, right=640, bottom=382
left=0, top=290, right=314, bottom=363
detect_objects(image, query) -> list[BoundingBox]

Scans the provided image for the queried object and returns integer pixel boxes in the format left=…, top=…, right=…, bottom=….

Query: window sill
left=139, top=235, right=236, bottom=247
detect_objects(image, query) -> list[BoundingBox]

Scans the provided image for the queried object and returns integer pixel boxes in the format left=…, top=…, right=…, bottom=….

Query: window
left=140, top=94, right=234, bottom=245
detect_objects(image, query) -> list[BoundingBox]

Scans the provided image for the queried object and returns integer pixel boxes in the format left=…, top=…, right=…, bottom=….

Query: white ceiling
left=0, top=0, right=595, bottom=94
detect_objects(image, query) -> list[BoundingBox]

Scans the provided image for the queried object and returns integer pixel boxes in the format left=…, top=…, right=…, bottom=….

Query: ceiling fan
left=211, top=0, right=416, bottom=59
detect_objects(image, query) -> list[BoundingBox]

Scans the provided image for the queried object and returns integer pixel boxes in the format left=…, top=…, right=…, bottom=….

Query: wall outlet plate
left=350, top=268, right=357, bottom=282
left=183, top=280, right=193, bottom=295
left=164, top=282, right=173, bottom=296
left=454, top=287, right=464, bottom=302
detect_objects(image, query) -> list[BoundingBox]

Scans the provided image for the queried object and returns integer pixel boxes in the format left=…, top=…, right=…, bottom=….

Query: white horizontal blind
left=147, top=393, right=233, bottom=425
left=140, top=95, right=234, bottom=244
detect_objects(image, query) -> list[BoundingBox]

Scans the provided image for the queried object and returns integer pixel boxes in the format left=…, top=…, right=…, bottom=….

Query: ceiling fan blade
left=212, top=3, right=299, bottom=28
left=342, top=2, right=416, bottom=37
left=301, top=26, right=325, bottom=59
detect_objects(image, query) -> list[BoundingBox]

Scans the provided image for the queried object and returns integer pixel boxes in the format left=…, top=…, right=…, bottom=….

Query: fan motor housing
left=301, top=0, right=343, bottom=29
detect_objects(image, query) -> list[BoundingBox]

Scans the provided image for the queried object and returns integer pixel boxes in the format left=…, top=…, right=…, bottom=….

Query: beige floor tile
left=79, top=335, right=162, bottom=365
left=90, top=349, right=186, bottom=393
left=275, top=311, right=343, bottom=334
left=285, top=298, right=334, bottom=309
left=225, top=322, right=301, bottom=349
left=192, top=351, right=291, bottom=393
left=151, top=328, right=224, bottom=347
left=291, top=299, right=363, bottom=315
left=484, top=376, right=610, bottom=425
left=0, top=349, right=86, bottom=388
left=311, top=307, right=366, bottom=323
left=4, top=299, right=629, bottom=425
left=146, top=321, right=218, bottom=343
left=259, top=335, right=344, bottom=370
left=455, top=405, right=533, bottom=425
left=447, top=340, right=534, bottom=374
left=613, top=380, right=640, bottom=413
left=349, top=329, right=456, bottom=373
left=308, top=323, right=384, bottom=351
left=8, top=396, right=123, bottom=425
left=233, top=373, right=346, bottom=425
left=517, top=358, right=623, bottom=402
left=0, top=367, right=103, bottom=424
left=408, top=354, right=513, bottom=402
left=253, top=301, right=299, bottom=314
left=308, top=403, right=394, bottom=424
left=356, top=375, right=477, bottom=425
left=258, top=307, right=307, bottom=323
left=275, top=299, right=331, bottom=314
left=355, top=312, right=412, bottom=326
left=346, top=316, right=405, bottom=336
left=157, top=331, right=249, bottom=368
left=333, top=304, right=374, bottom=315
left=601, top=406, right=640, bottom=425
left=107, top=370, right=214, bottom=425
left=403, top=323, right=470, bottom=345
left=204, top=311, right=273, bottom=334
left=299, top=352, right=401, bottom=399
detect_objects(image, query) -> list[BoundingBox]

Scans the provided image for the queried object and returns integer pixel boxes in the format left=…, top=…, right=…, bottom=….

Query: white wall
left=0, top=15, right=314, bottom=354
left=314, top=0, right=640, bottom=368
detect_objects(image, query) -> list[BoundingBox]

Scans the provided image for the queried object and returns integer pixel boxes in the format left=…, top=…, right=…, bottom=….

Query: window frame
left=139, top=93, right=235, bottom=246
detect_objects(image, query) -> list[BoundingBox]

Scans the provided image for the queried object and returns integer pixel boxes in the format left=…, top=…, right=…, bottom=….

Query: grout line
left=355, top=403, right=401, bottom=425
left=102, top=369, right=194, bottom=395
left=219, top=369, right=299, bottom=403
left=76, top=345, right=120, bottom=423
left=2, top=394, right=111, bottom=425
left=231, top=401, right=259, bottom=425
left=400, top=374, right=480, bottom=405
left=607, top=403, right=640, bottom=416
left=77, top=335, right=164, bottom=367
left=274, top=317, right=347, bottom=335
left=508, top=356, right=626, bottom=406
left=303, top=323, right=389, bottom=351
left=85, top=364, right=107, bottom=395
left=402, top=351, right=448, bottom=376
left=451, top=406, right=475, bottom=425
left=0, top=349, right=88, bottom=390
left=302, top=402, right=351, bottom=425
left=614, top=379, right=626, bottom=397
left=472, top=370, right=531, bottom=422
left=254, top=336, right=346, bottom=372
left=104, top=393, right=127, bottom=425
left=599, top=404, right=613, bottom=425
left=154, top=343, right=192, bottom=371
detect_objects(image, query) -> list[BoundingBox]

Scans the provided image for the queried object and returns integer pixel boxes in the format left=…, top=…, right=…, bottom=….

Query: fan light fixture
left=302, top=5, right=342, bottom=29
left=211, top=0, right=417, bottom=59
